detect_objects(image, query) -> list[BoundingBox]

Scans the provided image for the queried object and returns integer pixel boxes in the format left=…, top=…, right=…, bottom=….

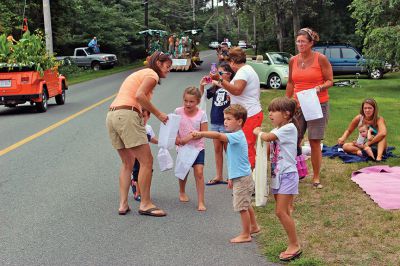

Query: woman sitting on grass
left=337, top=98, right=387, bottom=162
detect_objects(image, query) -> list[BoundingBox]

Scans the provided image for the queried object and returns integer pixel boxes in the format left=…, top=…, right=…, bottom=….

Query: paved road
left=0, top=51, right=275, bottom=265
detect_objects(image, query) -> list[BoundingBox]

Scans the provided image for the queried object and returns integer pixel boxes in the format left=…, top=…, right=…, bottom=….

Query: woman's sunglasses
left=219, top=71, right=229, bottom=75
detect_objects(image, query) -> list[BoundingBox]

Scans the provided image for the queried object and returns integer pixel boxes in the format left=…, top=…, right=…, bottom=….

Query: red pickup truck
left=0, top=67, right=67, bottom=112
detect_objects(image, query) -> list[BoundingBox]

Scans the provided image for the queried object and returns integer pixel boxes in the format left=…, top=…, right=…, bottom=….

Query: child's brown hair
left=183, top=86, right=202, bottom=101
left=224, top=104, right=247, bottom=125
left=268, top=97, right=301, bottom=152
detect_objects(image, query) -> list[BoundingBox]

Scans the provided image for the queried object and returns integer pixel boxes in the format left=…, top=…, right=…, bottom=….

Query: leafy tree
left=349, top=0, right=400, bottom=65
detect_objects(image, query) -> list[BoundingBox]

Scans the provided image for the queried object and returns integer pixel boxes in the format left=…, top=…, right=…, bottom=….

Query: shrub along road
left=0, top=51, right=276, bottom=265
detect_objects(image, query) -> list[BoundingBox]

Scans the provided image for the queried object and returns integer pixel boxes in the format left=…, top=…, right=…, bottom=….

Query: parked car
left=57, top=47, right=118, bottom=71
left=220, top=41, right=232, bottom=48
left=208, top=41, right=219, bottom=49
left=238, top=40, right=248, bottom=49
left=0, top=65, right=68, bottom=112
left=312, top=44, right=391, bottom=79
left=246, top=52, right=291, bottom=89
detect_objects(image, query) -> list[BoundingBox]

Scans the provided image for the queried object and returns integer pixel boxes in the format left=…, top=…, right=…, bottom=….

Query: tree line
left=0, top=0, right=398, bottom=65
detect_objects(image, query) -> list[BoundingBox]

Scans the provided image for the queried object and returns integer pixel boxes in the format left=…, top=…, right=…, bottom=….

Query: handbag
left=296, top=154, right=308, bottom=179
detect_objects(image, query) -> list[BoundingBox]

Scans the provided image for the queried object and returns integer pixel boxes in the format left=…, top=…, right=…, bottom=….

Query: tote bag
left=253, top=133, right=268, bottom=206
left=157, top=148, right=173, bottom=172
left=198, top=91, right=207, bottom=113
left=158, top=114, right=181, bottom=149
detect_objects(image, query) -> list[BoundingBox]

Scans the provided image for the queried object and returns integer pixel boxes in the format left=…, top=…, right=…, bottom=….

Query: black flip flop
left=206, top=179, right=228, bottom=186
left=118, top=207, right=131, bottom=215
left=279, top=249, right=303, bottom=261
left=138, top=207, right=166, bottom=217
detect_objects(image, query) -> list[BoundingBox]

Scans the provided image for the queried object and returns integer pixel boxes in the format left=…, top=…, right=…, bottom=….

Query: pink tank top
left=175, top=107, right=207, bottom=150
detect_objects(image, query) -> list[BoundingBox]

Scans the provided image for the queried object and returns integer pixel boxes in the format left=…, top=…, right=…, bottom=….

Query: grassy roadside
left=255, top=72, right=400, bottom=265
left=64, top=61, right=144, bottom=86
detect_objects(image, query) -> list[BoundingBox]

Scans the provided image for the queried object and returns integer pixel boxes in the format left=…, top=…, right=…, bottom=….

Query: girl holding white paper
left=286, top=28, right=333, bottom=189
left=253, top=97, right=302, bottom=262
left=174, top=87, right=208, bottom=211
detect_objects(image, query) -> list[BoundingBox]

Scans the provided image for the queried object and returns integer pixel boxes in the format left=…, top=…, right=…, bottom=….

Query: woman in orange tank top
left=286, top=28, right=333, bottom=189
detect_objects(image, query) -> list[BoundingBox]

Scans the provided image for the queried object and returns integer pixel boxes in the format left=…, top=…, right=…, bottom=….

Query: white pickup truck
left=57, top=47, right=118, bottom=70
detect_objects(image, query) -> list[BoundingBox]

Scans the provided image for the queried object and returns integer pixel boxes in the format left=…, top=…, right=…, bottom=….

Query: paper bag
left=253, top=133, right=268, bottom=206
left=158, top=114, right=181, bottom=149
left=296, top=88, right=323, bottom=121
left=198, top=91, right=207, bottom=113
left=157, top=148, right=173, bottom=172
left=175, top=145, right=200, bottom=180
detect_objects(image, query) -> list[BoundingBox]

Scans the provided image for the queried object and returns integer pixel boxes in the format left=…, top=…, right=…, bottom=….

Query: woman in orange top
left=286, top=28, right=333, bottom=189
left=106, top=51, right=172, bottom=217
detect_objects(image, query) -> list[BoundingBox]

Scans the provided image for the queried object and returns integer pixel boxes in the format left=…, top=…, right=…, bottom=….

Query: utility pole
left=192, top=0, right=195, bottom=28
left=253, top=12, right=257, bottom=54
left=143, top=0, right=149, bottom=52
left=237, top=16, right=240, bottom=41
left=42, top=0, right=53, bottom=55
left=216, top=0, right=219, bottom=42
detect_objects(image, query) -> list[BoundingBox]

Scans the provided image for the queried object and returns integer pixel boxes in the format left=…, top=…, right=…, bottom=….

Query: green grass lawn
left=256, top=72, right=400, bottom=265
left=65, top=62, right=144, bottom=86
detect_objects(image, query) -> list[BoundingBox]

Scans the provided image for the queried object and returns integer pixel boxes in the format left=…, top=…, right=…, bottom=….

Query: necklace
left=299, top=52, right=313, bottom=69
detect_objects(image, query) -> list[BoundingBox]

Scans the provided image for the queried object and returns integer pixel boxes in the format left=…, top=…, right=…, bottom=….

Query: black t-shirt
left=207, top=86, right=230, bottom=125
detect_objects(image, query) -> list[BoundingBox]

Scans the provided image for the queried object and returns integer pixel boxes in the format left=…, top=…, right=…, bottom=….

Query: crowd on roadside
left=105, top=27, right=388, bottom=262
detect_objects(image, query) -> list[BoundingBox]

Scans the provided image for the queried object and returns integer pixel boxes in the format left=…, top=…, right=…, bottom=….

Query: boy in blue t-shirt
left=192, top=104, right=260, bottom=243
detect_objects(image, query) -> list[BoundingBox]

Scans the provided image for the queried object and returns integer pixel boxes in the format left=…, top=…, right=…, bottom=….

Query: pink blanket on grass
left=351, top=165, right=400, bottom=210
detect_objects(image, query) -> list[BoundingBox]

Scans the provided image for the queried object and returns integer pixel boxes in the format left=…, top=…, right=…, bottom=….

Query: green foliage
left=350, top=0, right=400, bottom=64
left=0, top=30, right=59, bottom=74
left=58, top=61, right=93, bottom=78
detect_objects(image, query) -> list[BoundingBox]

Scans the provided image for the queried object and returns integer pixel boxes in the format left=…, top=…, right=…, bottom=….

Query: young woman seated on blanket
left=337, top=98, right=387, bottom=162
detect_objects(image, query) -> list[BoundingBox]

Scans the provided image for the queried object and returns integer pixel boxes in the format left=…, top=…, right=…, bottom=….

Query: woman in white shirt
left=211, top=47, right=263, bottom=169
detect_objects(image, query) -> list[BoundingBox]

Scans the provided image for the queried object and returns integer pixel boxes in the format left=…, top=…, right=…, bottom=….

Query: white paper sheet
left=174, top=145, right=200, bottom=180
left=158, top=114, right=181, bottom=149
left=296, top=88, right=323, bottom=121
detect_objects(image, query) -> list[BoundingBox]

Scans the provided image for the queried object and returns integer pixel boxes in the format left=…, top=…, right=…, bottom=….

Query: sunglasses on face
left=219, top=71, right=228, bottom=75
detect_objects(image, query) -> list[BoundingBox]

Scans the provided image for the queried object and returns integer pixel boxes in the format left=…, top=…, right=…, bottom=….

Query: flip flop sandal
left=118, top=207, right=131, bottom=215
left=138, top=207, right=167, bottom=217
left=279, top=249, right=303, bottom=261
left=206, top=179, right=228, bottom=186
left=313, top=182, right=323, bottom=189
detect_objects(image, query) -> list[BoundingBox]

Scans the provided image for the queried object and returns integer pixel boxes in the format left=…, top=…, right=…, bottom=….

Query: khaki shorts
left=106, top=109, right=148, bottom=150
left=296, top=102, right=329, bottom=140
left=232, top=175, right=254, bottom=212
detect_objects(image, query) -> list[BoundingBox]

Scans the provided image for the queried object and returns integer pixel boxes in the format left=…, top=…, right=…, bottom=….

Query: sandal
left=313, top=182, right=323, bottom=189
left=118, top=207, right=131, bottom=215
left=206, top=179, right=228, bottom=186
left=138, top=207, right=166, bottom=217
left=279, top=249, right=303, bottom=261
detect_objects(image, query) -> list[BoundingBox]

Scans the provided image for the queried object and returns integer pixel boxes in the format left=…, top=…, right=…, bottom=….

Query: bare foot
left=197, top=203, right=206, bottom=211
left=250, top=226, right=261, bottom=235
left=179, top=193, right=189, bottom=202
left=230, top=234, right=252, bottom=243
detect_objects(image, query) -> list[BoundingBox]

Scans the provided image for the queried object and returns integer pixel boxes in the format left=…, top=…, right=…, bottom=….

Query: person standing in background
left=285, top=28, right=333, bottom=189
